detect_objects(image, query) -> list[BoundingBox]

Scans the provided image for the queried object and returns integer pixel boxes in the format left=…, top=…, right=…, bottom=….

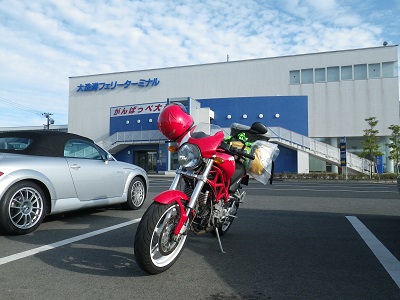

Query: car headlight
left=178, top=143, right=202, bottom=169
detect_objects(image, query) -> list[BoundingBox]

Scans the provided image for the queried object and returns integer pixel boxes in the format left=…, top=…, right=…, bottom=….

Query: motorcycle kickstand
left=215, top=227, right=226, bottom=254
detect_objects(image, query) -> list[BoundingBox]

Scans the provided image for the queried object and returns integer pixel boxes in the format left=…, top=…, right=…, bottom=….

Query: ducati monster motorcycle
left=134, top=103, right=277, bottom=274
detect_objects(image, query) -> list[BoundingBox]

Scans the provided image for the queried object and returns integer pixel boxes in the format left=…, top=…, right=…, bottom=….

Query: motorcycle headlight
left=178, top=143, right=202, bottom=169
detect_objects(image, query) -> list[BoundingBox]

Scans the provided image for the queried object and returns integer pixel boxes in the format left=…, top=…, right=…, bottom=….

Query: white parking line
left=0, top=218, right=141, bottom=266
left=346, top=216, right=400, bottom=289
left=247, top=187, right=398, bottom=193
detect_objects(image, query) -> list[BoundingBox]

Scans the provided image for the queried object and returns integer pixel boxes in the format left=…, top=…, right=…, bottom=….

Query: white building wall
left=297, top=151, right=310, bottom=173
left=69, top=46, right=399, bottom=143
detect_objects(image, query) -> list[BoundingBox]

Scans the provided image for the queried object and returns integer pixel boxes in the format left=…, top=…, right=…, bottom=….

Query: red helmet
left=157, top=103, right=194, bottom=141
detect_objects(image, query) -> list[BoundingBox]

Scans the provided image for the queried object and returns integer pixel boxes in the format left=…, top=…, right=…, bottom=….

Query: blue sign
left=340, top=137, right=346, bottom=167
left=376, top=155, right=384, bottom=174
left=76, top=78, right=160, bottom=92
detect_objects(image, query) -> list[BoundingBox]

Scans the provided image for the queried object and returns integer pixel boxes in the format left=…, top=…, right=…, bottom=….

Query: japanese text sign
left=111, top=102, right=166, bottom=117
left=77, top=78, right=160, bottom=92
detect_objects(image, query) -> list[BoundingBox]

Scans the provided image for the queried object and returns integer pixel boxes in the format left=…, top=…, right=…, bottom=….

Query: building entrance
left=136, top=151, right=157, bottom=173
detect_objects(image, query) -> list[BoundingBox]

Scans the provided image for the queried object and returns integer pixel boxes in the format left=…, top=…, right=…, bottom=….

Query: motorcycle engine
left=213, top=201, right=228, bottom=221
left=182, top=179, right=230, bottom=234
left=182, top=181, right=211, bottom=234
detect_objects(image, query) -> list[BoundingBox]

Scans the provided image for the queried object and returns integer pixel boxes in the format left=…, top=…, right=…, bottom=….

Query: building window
left=327, top=66, right=340, bottom=82
left=382, top=61, right=397, bottom=78
left=290, top=70, right=300, bottom=84
left=315, top=68, right=326, bottom=82
left=354, top=64, right=367, bottom=80
left=368, top=63, right=381, bottom=78
left=301, top=69, right=313, bottom=84
left=341, top=66, right=352, bottom=80
left=290, top=61, right=395, bottom=84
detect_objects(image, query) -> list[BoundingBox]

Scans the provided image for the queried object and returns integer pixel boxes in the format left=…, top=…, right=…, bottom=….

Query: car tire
left=0, top=181, right=46, bottom=235
left=123, top=177, right=146, bottom=210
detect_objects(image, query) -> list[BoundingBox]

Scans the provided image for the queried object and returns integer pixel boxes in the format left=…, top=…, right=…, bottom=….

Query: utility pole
left=42, top=113, right=54, bottom=130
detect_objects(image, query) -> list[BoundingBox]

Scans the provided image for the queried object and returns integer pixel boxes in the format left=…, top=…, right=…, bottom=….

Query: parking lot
left=0, top=179, right=399, bottom=299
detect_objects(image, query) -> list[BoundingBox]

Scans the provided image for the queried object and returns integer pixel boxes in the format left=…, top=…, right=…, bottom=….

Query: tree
left=360, top=117, right=383, bottom=177
left=360, top=117, right=383, bottom=160
left=387, top=124, right=400, bottom=174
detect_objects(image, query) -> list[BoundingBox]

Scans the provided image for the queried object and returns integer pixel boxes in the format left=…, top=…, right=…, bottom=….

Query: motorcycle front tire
left=134, top=201, right=188, bottom=275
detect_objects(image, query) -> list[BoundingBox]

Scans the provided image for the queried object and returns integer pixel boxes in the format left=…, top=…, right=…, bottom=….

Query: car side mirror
left=102, top=153, right=113, bottom=163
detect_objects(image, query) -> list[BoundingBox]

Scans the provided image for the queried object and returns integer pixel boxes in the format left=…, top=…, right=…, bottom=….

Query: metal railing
left=97, top=130, right=166, bottom=150
left=99, top=127, right=374, bottom=174
left=267, top=127, right=374, bottom=174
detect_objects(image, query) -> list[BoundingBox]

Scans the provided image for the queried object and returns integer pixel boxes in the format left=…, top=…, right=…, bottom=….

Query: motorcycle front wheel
left=134, top=202, right=188, bottom=274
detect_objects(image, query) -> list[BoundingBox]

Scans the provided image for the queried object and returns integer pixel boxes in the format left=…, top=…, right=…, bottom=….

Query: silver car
left=0, top=130, right=148, bottom=235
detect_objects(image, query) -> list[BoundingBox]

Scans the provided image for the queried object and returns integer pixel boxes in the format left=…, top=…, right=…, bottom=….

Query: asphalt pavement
left=0, top=180, right=399, bottom=299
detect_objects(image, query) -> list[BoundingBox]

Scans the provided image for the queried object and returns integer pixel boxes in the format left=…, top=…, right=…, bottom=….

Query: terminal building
left=68, top=45, right=399, bottom=174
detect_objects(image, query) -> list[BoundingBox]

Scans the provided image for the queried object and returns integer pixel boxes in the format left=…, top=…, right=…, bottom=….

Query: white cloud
left=0, top=0, right=397, bottom=127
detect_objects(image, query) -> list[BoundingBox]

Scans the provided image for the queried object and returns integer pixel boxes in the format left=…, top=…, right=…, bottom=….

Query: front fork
left=168, top=158, right=214, bottom=236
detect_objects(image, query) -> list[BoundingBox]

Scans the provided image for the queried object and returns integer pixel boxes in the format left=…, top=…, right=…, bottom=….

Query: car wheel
left=0, top=181, right=46, bottom=235
left=123, top=177, right=146, bottom=210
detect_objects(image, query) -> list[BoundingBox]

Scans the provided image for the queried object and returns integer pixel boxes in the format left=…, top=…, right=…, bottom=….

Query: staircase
left=97, top=130, right=165, bottom=153
left=267, top=127, right=374, bottom=174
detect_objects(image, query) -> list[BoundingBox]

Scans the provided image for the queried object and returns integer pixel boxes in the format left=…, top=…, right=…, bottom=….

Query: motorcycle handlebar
left=231, top=146, right=255, bottom=160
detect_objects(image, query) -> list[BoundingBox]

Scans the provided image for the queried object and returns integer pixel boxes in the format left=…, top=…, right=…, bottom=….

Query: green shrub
left=274, top=172, right=397, bottom=182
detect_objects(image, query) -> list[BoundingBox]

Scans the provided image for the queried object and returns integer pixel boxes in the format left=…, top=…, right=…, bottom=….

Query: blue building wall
left=110, top=112, right=159, bottom=135
left=110, top=96, right=309, bottom=173
left=198, top=96, right=308, bottom=135
left=113, top=145, right=134, bottom=163
left=277, top=147, right=298, bottom=173
left=199, top=96, right=308, bottom=173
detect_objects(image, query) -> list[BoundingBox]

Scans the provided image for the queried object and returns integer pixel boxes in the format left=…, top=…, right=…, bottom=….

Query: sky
left=0, top=0, right=399, bottom=128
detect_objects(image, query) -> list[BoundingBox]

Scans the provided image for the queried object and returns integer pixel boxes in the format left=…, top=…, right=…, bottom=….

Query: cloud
left=0, top=0, right=396, bottom=127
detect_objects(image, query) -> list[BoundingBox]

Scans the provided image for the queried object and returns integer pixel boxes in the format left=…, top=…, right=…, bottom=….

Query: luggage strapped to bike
left=225, top=123, right=280, bottom=185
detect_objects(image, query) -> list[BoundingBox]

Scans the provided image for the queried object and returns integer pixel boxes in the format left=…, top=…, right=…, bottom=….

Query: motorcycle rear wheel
left=134, top=202, right=188, bottom=274
left=216, top=200, right=239, bottom=236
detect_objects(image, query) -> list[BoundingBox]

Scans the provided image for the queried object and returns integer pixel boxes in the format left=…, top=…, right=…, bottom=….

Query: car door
left=64, top=139, right=125, bottom=201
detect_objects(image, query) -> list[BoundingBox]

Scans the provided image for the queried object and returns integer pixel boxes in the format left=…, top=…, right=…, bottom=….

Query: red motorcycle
left=134, top=103, right=278, bottom=274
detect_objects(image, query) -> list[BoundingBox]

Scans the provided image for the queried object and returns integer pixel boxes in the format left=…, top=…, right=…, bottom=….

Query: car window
left=0, top=137, right=32, bottom=151
left=64, top=140, right=103, bottom=160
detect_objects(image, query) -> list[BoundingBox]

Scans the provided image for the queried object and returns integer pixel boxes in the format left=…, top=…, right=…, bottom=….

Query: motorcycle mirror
left=249, top=122, right=268, bottom=134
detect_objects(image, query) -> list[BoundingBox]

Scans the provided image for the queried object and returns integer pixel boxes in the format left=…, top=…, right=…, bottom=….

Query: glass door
left=136, top=151, right=157, bottom=173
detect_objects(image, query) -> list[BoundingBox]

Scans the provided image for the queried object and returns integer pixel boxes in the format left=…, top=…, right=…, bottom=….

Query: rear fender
left=153, top=190, right=190, bottom=235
